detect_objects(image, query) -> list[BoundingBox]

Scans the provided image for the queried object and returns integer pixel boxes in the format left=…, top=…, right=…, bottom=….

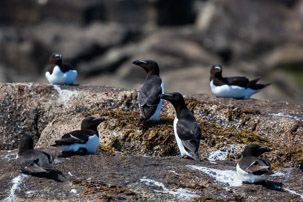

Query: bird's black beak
left=93, top=117, right=105, bottom=123
left=53, top=53, right=62, bottom=59
left=133, top=60, right=147, bottom=66
left=259, top=146, right=271, bottom=153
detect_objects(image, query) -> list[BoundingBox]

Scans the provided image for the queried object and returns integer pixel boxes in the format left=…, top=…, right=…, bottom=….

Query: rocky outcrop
left=0, top=83, right=303, bottom=201
left=0, top=83, right=302, bottom=167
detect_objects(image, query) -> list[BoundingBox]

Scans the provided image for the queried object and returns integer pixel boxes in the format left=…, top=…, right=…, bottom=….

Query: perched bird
left=237, top=144, right=274, bottom=183
left=45, top=52, right=77, bottom=85
left=17, top=134, right=54, bottom=174
left=16, top=134, right=65, bottom=181
left=133, top=59, right=164, bottom=124
left=51, top=117, right=105, bottom=154
left=160, top=92, right=201, bottom=160
left=209, top=65, right=270, bottom=99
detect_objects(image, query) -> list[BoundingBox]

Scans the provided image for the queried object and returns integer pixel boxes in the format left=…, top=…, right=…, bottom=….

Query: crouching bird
left=51, top=117, right=105, bottom=155
left=45, top=52, right=77, bottom=85
left=160, top=92, right=201, bottom=160
left=237, top=144, right=273, bottom=183
left=209, top=65, right=270, bottom=99
left=17, top=134, right=64, bottom=181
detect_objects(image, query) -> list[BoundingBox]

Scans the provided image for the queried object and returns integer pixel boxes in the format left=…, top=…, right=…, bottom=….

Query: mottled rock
left=0, top=150, right=303, bottom=201
left=0, top=83, right=302, bottom=169
left=0, top=83, right=303, bottom=201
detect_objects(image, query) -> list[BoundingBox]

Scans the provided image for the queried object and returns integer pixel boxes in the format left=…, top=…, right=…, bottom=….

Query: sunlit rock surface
left=0, top=83, right=302, bottom=201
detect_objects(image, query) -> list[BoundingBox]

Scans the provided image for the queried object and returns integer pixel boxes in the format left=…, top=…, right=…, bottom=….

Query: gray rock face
left=0, top=83, right=303, bottom=201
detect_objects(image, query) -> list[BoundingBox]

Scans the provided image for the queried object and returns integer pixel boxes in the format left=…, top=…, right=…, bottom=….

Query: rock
left=194, top=0, right=302, bottom=64
left=0, top=150, right=303, bottom=201
left=0, top=0, right=105, bottom=25
left=0, top=83, right=302, bottom=169
left=153, top=0, right=197, bottom=26
left=0, top=83, right=303, bottom=201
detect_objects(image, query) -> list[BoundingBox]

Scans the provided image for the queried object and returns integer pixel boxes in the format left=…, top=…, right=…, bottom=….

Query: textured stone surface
left=0, top=83, right=303, bottom=201
left=0, top=83, right=302, bottom=169
left=1, top=150, right=303, bottom=201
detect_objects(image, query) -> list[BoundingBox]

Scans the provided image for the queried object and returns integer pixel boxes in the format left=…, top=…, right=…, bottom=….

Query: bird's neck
left=174, top=104, right=189, bottom=119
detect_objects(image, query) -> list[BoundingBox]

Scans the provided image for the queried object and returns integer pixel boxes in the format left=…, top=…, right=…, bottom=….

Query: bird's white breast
left=236, top=163, right=269, bottom=183
left=45, top=66, right=77, bottom=85
left=173, top=117, right=191, bottom=158
left=148, top=81, right=165, bottom=121
left=210, top=80, right=259, bottom=99
left=59, top=135, right=99, bottom=154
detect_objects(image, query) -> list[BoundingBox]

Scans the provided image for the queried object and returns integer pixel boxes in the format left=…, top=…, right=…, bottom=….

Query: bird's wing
left=52, top=130, right=94, bottom=146
left=138, top=77, right=163, bottom=119
left=177, top=118, right=201, bottom=159
left=241, top=157, right=272, bottom=175
left=225, top=76, right=250, bottom=88
left=176, top=118, right=202, bottom=141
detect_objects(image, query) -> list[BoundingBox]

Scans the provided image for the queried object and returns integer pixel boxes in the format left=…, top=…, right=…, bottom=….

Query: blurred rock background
left=0, top=0, right=302, bottom=104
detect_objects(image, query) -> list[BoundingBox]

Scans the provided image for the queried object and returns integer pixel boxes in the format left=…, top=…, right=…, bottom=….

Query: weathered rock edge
left=0, top=82, right=302, bottom=168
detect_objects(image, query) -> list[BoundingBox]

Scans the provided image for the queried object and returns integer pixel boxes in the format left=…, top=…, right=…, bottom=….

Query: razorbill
left=45, top=52, right=77, bottom=85
left=237, top=144, right=273, bottom=183
left=17, top=134, right=54, bottom=174
left=51, top=116, right=105, bottom=154
left=160, top=92, right=201, bottom=160
left=209, top=65, right=270, bottom=99
left=133, top=59, right=164, bottom=124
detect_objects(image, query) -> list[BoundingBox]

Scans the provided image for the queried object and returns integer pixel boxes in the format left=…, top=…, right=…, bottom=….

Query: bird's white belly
left=210, top=80, right=259, bottom=99
left=45, top=66, right=77, bottom=85
left=236, top=164, right=269, bottom=183
left=148, top=81, right=165, bottom=121
left=173, top=117, right=191, bottom=158
left=59, top=135, right=99, bottom=153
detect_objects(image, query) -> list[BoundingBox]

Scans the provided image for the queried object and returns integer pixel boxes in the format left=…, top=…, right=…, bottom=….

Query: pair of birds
left=17, top=117, right=105, bottom=178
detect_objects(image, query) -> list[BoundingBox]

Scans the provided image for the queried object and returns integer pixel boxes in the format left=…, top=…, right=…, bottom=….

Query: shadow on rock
left=19, top=170, right=66, bottom=182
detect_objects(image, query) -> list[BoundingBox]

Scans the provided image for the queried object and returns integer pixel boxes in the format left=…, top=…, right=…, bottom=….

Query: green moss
left=72, top=180, right=136, bottom=197
left=79, top=109, right=302, bottom=168
left=199, top=120, right=272, bottom=148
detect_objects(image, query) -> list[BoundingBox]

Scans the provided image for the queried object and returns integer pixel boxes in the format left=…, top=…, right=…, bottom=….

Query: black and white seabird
left=237, top=144, right=273, bottom=183
left=51, top=116, right=105, bottom=154
left=160, top=92, right=201, bottom=160
left=133, top=59, right=165, bottom=124
left=17, top=134, right=54, bottom=174
left=45, top=52, right=77, bottom=85
left=209, top=65, right=270, bottom=99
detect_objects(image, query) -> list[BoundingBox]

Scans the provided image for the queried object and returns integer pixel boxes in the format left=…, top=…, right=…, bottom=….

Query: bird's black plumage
left=133, top=60, right=164, bottom=124
left=237, top=144, right=273, bottom=183
left=51, top=117, right=105, bottom=154
left=160, top=92, right=201, bottom=160
left=47, top=53, right=75, bottom=74
left=210, top=65, right=270, bottom=90
left=17, top=135, right=56, bottom=176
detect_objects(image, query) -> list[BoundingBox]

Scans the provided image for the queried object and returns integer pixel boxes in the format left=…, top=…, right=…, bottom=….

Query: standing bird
left=51, top=117, right=105, bottom=154
left=133, top=60, right=164, bottom=124
left=45, top=52, right=77, bottom=85
left=17, top=135, right=54, bottom=174
left=237, top=144, right=274, bottom=183
left=209, top=65, right=270, bottom=99
left=160, top=92, right=201, bottom=160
